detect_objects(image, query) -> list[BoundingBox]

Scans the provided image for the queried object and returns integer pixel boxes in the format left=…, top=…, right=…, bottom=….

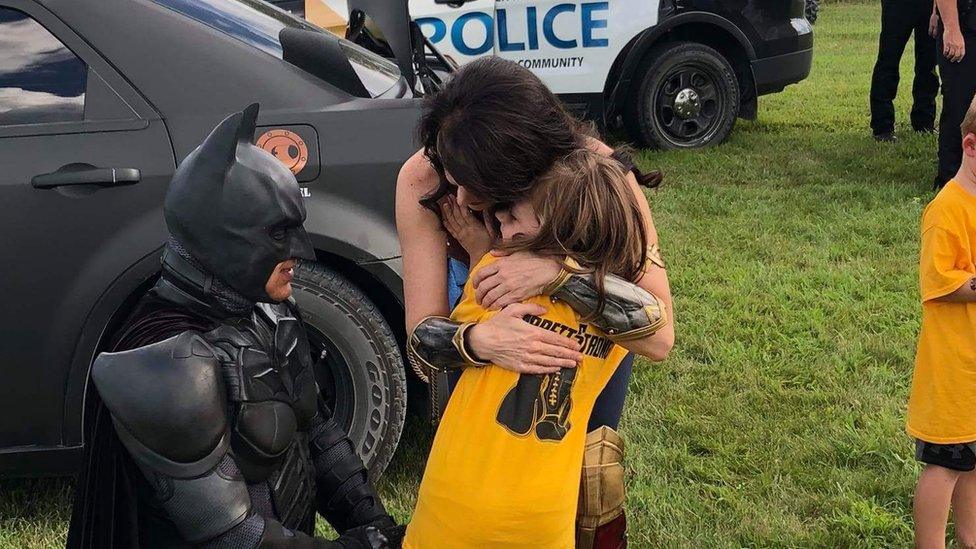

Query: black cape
left=66, top=291, right=218, bottom=549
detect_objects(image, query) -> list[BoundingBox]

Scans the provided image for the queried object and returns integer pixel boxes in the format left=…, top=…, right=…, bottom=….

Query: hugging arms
left=396, top=140, right=675, bottom=377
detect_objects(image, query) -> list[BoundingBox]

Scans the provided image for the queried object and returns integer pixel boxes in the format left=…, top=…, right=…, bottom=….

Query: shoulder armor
left=92, top=332, right=229, bottom=476
left=205, top=324, right=255, bottom=348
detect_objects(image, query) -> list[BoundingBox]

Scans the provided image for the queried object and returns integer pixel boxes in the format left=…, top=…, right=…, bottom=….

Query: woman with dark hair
left=395, top=57, right=674, bottom=545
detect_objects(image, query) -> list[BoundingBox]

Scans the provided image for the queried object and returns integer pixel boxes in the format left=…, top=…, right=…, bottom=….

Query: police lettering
left=416, top=2, right=609, bottom=56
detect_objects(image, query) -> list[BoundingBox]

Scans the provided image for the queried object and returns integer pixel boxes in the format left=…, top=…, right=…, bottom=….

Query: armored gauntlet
left=544, top=259, right=667, bottom=342
left=407, top=316, right=489, bottom=424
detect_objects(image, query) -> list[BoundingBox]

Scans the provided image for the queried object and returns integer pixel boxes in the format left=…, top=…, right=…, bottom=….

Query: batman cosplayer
left=67, top=104, right=403, bottom=549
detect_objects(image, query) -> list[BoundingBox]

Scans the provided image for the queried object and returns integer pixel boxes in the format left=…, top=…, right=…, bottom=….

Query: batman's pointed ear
left=237, top=103, right=260, bottom=145
left=198, top=109, right=245, bottom=169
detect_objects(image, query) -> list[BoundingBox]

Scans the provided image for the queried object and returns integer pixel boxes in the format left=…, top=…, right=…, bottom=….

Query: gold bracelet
left=452, top=322, right=490, bottom=367
left=542, top=257, right=582, bottom=295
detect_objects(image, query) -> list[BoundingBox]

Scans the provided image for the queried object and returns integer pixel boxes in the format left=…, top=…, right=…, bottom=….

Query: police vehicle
left=281, top=0, right=814, bottom=149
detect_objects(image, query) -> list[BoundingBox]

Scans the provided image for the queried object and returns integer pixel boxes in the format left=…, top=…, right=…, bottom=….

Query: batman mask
left=163, top=103, right=315, bottom=304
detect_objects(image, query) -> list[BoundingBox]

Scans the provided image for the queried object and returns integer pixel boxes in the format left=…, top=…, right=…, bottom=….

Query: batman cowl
left=163, top=103, right=314, bottom=304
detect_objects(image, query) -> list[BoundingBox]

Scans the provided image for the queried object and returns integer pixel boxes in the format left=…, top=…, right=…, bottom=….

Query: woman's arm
left=620, top=173, right=675, bottom=360
left=396, top=151, right=583, bottom=374
left=472, top=140, right=675, bottom=361
left=396, top=149, right=451, bottom=332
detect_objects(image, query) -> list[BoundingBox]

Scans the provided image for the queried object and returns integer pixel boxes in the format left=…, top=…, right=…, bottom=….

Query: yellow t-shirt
left=907, top=180, right=976, bottom=444
left=404, top=255, right=629, bottom=548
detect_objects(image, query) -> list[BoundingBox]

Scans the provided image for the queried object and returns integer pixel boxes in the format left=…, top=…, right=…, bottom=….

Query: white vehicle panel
left=305, top=0, right=659, bottom=95
left=488, top=0, right=658, bottom=94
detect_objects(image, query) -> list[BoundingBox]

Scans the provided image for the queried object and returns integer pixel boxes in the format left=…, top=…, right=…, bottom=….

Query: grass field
left=0, top=2, right=945, bottom=546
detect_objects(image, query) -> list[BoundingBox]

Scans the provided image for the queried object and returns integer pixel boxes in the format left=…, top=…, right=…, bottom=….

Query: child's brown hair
left=494, top=149, right=652, bottom=310
left=963, top=95, right=976, bottom=138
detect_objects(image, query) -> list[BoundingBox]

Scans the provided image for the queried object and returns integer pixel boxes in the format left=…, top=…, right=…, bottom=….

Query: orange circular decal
left=257, top=129, right=309, bottom=175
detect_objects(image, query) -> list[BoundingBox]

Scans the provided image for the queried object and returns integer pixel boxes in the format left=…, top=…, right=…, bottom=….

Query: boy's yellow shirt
left=404, top=254, right=628, bottom=548
left=908, top=180, right=976, bottom=444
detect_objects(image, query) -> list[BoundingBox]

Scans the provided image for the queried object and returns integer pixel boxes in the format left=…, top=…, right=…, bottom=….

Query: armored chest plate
left=202, top=301, right=320, bottom=520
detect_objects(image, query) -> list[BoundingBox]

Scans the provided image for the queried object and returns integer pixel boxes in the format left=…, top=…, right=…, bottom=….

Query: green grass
left=0, top=2, right=939, bottom=546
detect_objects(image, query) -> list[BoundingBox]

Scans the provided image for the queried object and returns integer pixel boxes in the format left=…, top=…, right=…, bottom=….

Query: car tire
left=805, top=0, right=819, bottom=24
left=291, top=261, right=406, bottom=479
left=624, top=41, right=740, bottom=150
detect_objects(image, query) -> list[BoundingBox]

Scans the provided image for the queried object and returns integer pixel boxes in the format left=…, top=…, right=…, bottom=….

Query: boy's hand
left=440, top=198, right=492, bottom=261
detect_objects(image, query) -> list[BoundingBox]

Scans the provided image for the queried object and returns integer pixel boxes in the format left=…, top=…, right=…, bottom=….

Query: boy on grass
left=909, top=95, right=976, bottom=548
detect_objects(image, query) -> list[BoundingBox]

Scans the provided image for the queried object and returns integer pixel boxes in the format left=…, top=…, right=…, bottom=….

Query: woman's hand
left=472, top=251, right=563, bottom=310
left=930, top=9, right=941, bottom=38
left=440, top=198, right=492, bottom=261
left=466, top=303, right=583, bottom=374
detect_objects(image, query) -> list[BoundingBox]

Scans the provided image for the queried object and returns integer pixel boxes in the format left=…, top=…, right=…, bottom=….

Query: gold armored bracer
left=407, top=316, right=489, bottom=424
left=543, top=259, right=668, bottom=342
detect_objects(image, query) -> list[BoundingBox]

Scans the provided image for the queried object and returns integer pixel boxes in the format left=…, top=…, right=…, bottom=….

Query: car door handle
left=32, top=166, right=141, bottom=189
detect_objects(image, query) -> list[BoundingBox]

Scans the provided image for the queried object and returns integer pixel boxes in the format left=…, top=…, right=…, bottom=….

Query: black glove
left=379, top=524, right=406, bottom=547
left=356, top=516, right=404, bottom=548
left=334, top=525, right=388, bottom=549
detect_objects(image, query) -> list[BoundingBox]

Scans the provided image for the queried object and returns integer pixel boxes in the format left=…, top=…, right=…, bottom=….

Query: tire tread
left=292, top=262, right=406, bottom=480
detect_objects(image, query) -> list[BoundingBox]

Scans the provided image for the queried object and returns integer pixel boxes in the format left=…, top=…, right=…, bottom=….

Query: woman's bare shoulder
left=397, top=148, right=440, bottom=201
left=396, top=149, right=443, bottom=235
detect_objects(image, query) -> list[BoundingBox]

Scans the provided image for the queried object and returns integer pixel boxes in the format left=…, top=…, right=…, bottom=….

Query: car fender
left=61, top=237, right=167, bottom=447
left=303, top=199, right=404, bottom=305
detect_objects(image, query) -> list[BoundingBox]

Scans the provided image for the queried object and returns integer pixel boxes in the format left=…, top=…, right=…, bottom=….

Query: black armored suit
left=68, top=105, right=399, bottom=548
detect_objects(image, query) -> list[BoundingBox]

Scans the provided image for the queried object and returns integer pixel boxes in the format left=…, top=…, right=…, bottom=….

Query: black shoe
left=913, top=126, right=935, bottom=134
left=873, top=132, right=897, bottom=142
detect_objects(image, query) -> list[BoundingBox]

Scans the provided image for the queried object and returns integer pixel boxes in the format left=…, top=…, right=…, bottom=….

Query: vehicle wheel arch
left=605, top=13, right=758, bottom=122
left=67, top=249, right=166, bottom=449
left=307, top=246, right=407, bottom=349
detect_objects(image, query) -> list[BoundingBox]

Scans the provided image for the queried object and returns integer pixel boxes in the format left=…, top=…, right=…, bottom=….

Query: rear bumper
left=752, top=46, right=813, bottom=96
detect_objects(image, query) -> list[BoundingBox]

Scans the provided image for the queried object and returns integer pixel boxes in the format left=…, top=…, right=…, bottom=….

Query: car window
left=0, top=8, right=86, bottom=126
left=153, top=0, right=401, bottom=97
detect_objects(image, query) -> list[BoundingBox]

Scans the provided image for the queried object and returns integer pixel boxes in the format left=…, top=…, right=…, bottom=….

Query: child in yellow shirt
left=908, top=96, right=976, bottom=547
left=403, top=150, right=669, bottom=547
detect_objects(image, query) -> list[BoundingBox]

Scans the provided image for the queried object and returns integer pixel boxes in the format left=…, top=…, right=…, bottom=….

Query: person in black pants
left=871, top=0, right=940, bottom=141
left=935, top=0, right=976, bottom=187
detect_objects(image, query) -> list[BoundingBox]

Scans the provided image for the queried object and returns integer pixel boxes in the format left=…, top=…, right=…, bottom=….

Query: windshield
left=153, top=0, right=401, bottom=97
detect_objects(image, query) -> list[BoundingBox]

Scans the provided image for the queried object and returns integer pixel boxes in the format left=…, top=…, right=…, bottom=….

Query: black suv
left=0, top=0, right=425, bottom=479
